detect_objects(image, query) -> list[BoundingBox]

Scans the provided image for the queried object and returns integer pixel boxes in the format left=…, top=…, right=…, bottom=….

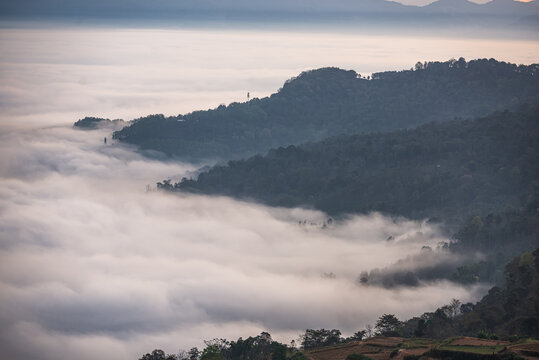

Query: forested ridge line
left=138, top=249, right=539, bottom=360
left=112, top=58, right=539, bottom=161
left=170, top=105, right=539, bottom=225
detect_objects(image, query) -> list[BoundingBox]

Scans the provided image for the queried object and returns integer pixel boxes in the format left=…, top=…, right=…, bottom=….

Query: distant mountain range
left=1, top=0, right=538, bottom=21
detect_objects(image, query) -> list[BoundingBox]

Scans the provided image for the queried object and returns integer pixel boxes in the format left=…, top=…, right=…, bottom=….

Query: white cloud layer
left=0, top=124, right=488, bottom=360
left=2, top=22, right=527, bottom=359
left=1, top=26, right=538, bottom=129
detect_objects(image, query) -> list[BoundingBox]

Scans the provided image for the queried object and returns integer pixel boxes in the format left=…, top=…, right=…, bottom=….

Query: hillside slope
left=409, top=248, right=539, bottom=339
left=460, top=248, right=539, bottom=337
left=173, top=106, right=539, bottom=224
left=113, top=59, right=539, bottom=161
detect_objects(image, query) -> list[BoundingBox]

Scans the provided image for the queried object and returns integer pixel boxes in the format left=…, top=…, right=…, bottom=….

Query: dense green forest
left=449, top=199, right=539, bottom=285
left=138, top=248, right=539, bottom=360
left=113, top=58, right=539, bottom=161
left=171, top=105, right=539, bottom=226
left=404, top=248, right=539, bottom=339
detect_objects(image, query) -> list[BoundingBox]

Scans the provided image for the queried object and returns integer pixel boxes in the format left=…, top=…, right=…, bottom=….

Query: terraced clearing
left=438, top=344, right=505, bottom=354
left=508, top=341, right=539, bottom=359
left=447, top=337, right=509, bottom=347
left=303, top=337, right=539, bottom=360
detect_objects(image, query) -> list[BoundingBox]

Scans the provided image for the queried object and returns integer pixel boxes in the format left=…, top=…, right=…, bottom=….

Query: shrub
left=477, top=330, right=488, bottom=339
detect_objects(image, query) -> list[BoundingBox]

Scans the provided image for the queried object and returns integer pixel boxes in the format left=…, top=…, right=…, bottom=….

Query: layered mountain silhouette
left=172, top=105, right=539, bottom=223
left=2, top=0, right=537, bottom=20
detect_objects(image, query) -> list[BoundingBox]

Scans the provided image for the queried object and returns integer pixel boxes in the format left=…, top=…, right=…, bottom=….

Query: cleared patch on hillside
left=304, top=337, right=539, bottom=360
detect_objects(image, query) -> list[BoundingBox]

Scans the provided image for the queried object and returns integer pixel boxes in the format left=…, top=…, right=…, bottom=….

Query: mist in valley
left=1, top=1, right=538, bottom=358
left=0, top=124, right=489, bottom=359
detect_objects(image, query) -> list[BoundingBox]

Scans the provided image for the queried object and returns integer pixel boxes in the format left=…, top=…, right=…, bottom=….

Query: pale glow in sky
left=1, top=27, right=538, bottom=128
left=395, top=0, right=532, bottom=5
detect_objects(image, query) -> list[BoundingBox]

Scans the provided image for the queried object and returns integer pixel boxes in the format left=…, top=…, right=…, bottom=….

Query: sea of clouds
left=0, top=124, right=487, bottom=360
left=2, top=24, right=530, bottom=360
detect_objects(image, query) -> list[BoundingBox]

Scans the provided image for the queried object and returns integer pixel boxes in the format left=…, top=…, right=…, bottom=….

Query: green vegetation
left=139, top=332, right=303, bottom=360
left=402, top=248, right=539, bottom=339
left=375, top=315, right=403, bottom=337
left=138, top=258, right=539, bottom=360
left=139, top=349, right=178, bottom=360
left=173, top=105, right=539, bottom=226
left=113, top=58, right=539, bottom=161
left=449, top=200, right=539, bottom=286
left=300, top=329, right=343, bottom=350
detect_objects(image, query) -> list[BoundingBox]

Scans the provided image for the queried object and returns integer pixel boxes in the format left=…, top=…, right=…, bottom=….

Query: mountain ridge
left=111, top=58, right=539, bottom=162
left=171, top=105, right=539, bottom=224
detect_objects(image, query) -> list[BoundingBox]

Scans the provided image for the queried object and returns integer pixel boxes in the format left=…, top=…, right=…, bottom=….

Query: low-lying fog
left=0, top=125, right=487, bottom=360
left=1, top=21, right=533, bottom=360
left=1, top=26, right=538, bottom=128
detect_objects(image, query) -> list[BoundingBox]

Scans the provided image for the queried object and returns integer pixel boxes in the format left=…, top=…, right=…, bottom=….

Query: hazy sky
left=1, top=0, right=537, bottom=20
left=1, top=27, right=538, bottom=128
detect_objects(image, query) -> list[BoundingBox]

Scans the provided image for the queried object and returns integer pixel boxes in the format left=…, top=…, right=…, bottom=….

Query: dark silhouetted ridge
left=113, top=58, right=539, bottom=162
left=173, top=105, right=539, bottom=224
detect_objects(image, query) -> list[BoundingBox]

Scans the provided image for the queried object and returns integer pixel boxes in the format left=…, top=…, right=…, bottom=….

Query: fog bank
left=0, top=125, right=487, bottom=359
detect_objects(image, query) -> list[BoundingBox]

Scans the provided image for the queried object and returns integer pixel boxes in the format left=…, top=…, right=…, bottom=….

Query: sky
left=1, top=27, right=537, bottom=128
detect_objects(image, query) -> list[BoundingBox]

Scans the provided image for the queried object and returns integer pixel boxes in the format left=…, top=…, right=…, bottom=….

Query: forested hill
left=138, top=248, right=539, bottom=359
left=460, top=247, right=539, bottom=338
left=113, top=58, right=539, bottom=161
left=173, top=105, right=539, bottom=224
left=411, top=248, right=539, bottom=339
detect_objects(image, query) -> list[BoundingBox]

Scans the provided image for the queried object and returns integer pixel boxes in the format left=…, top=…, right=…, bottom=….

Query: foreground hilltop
left=112, top=58, right=539, bottom=162
left=139, top=249, right=539, bottom=360
left=304, top=336, right=539, bottom=360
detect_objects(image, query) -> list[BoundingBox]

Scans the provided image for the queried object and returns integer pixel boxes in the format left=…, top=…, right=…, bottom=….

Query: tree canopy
left=300, top=329, right=343, bottom=350
left=112, top=58, right=539, bottom=162
left=375, top=314, right=403, bottom=337
left=172, top=105, right=539, bottom=226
